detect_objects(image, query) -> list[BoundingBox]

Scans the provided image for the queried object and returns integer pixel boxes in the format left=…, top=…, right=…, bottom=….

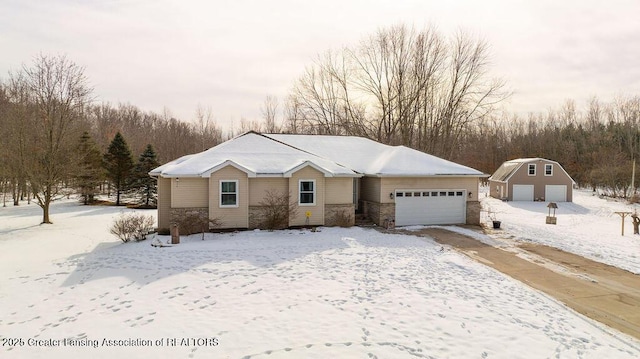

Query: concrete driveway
left=410, top=227, right=640, bottom=340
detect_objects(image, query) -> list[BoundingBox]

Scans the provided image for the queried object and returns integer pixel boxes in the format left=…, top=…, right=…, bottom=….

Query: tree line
left=454, top=97, right=640, bottom=196
left=0, top=54, right=226, bottom=223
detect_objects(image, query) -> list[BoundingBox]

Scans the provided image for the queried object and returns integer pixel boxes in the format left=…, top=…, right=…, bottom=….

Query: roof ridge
left=263, top=134, right=360, bottom=174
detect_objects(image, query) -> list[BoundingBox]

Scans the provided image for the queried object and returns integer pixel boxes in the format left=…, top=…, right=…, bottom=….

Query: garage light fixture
left=389, top=192, right=394, bottom=199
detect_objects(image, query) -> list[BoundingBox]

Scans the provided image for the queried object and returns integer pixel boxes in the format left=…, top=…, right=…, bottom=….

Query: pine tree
left=133, top=144, right=160, bottom=207
left=77, top=132, right=105, bottom=205
left=104, top=132, right=134, bottom=206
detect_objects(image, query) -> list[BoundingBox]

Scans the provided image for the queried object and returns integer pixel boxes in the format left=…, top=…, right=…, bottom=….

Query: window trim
left=299, top=179, right=316, bottom=206
left=219, top=180, right=239, bottom=208
left=544, top=164, right=553, bottom=176
left=528, top=163, right=536, bottom=176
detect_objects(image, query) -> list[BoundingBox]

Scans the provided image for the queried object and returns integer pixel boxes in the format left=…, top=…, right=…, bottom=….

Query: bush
left=110, top=213, right=155, bottom=243
left=172, top=211, right=220, bottom=239
left=258, top=190, right=298, bottom=230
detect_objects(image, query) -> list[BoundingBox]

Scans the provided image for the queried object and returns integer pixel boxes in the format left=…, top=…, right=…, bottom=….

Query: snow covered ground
left=2, top=197, right=640, bottom=358
left=480, top=188, right=640, bottom=275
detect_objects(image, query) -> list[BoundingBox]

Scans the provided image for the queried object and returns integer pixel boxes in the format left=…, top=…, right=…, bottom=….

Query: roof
left=489, top=158, right=576, bottom=183
left=266, top=134, right=485, bottom=177
left=150, top=132, right=359, bottom=178
left=151, top=132, right=486, bottom=178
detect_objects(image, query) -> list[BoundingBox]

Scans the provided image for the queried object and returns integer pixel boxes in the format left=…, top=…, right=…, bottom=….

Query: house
left=150, top=132, right=487, bottom=231
left=488, top=158, right=575, bottom=202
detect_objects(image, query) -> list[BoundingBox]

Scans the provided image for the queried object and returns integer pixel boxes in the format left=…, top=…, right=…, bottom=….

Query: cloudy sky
left=1, top=0, right=639, bottom=129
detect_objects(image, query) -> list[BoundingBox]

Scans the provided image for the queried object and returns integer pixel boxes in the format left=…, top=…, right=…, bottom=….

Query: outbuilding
left=488, top=158, right=575, bottom=202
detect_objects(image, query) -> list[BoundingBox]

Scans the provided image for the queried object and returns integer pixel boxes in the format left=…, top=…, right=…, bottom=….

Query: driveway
left=410, top=227, right=640, bottom=340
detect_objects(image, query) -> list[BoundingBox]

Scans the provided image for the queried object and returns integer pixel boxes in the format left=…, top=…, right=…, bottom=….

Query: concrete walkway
left=412, top=227, right=640, bottom=340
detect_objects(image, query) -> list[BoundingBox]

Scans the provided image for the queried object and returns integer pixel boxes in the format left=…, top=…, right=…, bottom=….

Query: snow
left=152, top=132, right=486, bottom=179
left=480, top=188, right=640, bottom=274
left=152, top=132, right=358, bottom=178
left=267, top=133, right=485, bottom=176
left=2, top=197, right=640, bottom=358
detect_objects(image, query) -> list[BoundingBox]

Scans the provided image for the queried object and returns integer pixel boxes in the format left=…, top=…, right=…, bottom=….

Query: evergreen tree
left=77, top=132, right=105, bottom=205
left=133, top=144, right=160, bottom=206
left=104, top=132, right=134, bottom=206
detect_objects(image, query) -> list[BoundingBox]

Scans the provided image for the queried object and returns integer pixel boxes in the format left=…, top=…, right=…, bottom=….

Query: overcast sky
left=2, top=0, right=639, bottom=129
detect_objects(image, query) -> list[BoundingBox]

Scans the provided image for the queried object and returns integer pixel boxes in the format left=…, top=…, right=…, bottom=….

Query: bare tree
left=194, top=104, right=223, bottom=150
left=10, top=54, right=92, bottom=223
left=285, top=24, right=508, bottom=157
left=261, top=95, right=280, bottom=133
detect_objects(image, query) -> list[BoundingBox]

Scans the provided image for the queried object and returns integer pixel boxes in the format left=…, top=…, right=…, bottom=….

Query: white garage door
left=512, top=185, right=534, bottom=201
left=395, top=190, right=466, bottom=226
left=545, top=185, right=567, bottom=202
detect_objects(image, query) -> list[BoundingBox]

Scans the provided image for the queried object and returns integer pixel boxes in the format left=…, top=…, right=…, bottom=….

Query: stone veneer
left=324, top=204, right=356, bottom=227
left=360, top=200, right=395, bottom=226
left=465, top=201, right=481, bottom=225
left=248, top=204, right=356, bottom=229
left=361, top=200, right=481, bottom=226
left=168, top=202, right=478, bottom=231
left=169, top=207, right=208, bottom=234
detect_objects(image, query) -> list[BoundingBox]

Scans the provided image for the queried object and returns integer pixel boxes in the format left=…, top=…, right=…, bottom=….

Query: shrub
left=258, top=190, right=298, bottom=230
left=172, top=211, right=220, bottom=239
left=110, top=212, right=155, bottom=243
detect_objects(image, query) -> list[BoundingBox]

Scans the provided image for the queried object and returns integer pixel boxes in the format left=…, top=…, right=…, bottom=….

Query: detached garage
left=488, top=158, right=575, bottom=202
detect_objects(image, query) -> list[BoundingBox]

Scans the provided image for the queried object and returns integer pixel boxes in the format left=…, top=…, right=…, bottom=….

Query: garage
left=545, top=185, right=567, bottom=202
left=512, top=185, right=534, bottom=201
left=394, top=189, right=466, bottom=226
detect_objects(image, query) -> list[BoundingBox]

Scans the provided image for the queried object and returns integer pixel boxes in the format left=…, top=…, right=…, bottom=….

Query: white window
left=545, top=164, right=553, bottom=176
left=528, top=164, right=536, bottom=176
left=220, top=180, right=238, bottom=207
left=299, top=180, right=315, bottom=205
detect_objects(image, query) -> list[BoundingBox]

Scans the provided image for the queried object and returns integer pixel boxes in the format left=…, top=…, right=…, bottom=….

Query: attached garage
left=395, top=189, right=466, bottom=226
left=512, top=185, right=534, bottom=201
left=545, top=185, right=567, bottom=202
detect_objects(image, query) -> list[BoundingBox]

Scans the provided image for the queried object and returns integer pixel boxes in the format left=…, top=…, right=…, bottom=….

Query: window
left=396, top=192, right=404, bottom=197
left=528, top=164, right=536, bottom=176
left=220, top=180, right=238, bottom=207
left=545, top=164, right=553, bottom=176
left=456, top=191, right=463, bottom=196
left=299, top=180, right=315, bottom=205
